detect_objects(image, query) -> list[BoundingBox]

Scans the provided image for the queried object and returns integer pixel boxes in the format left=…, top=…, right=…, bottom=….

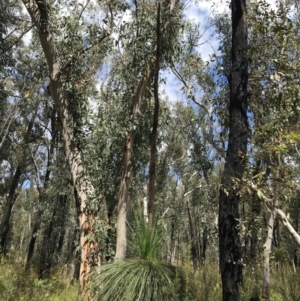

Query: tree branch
left=248, top=181, right=300, bottom=247
left=171, top=65, right=211, bottom=116
left=4, top=25, right=34, bottom=52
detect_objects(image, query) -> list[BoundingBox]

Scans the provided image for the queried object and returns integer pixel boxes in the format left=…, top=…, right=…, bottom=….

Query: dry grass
left=0, top=261, right=80, bottom=301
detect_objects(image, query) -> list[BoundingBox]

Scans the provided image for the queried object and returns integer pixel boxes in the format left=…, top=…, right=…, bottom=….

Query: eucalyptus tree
left=213, top=1, right=300, bottom=299
left=114, top=0, right=184, bottom=259
left=0, top=0, right=27, bottom=236
left=25, top=102, right=57, bottom=272
left=218, top=0, right=248, bottom=300
left=244, top=2, right=300, bottom=299
left=0, top=33, right=47, bottom=253
left=20, top=0, right=126, bottom=295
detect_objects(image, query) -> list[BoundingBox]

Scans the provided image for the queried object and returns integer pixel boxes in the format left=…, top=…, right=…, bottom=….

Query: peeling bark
left=21, top=1, right=111, bottom=295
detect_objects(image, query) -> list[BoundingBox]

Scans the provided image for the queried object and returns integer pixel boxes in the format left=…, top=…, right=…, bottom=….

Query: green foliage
left=90, top=259, right=196, bottom=301
left=128, top=211, right=163, bottom=261
left=90, top=211, right=196, bottom=301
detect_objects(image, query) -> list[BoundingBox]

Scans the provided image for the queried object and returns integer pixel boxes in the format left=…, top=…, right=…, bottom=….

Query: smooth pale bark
left=22, top=1, right=111, bottom=295
left=115, top=0, right=177, bottom=259
left=261, top=209, right=275, bottom=300
left=218, top=1, right=248, bottom=300
left=115, top=68, right=151, bottom=259
left=251, top=181, right=300, bottom=298
left=249, top=182, right=300, bottom=247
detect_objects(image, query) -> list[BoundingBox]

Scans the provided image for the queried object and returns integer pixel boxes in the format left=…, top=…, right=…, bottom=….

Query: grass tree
left=90, top=211, right=196, bottom=301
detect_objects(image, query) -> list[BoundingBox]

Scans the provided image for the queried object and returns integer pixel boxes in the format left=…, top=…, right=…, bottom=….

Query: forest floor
left=0, top=260, right=299, bottom=301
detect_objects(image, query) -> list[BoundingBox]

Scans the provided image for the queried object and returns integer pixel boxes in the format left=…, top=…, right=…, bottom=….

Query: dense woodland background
left=1, top=0, right=300, bottom=300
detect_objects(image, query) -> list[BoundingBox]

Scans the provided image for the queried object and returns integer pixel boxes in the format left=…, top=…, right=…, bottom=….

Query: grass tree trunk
left=218, top=0, right=248, bottom=300
left=22, top=1, right=111, bottom=296
left=0, top=107, right=37, bottom=254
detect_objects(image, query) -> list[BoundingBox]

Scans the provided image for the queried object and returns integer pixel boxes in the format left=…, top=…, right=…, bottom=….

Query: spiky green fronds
left=127, top=211, right=163, bottom=261
left=90, top=211, right=196, bottom=301
left=90, top=259, right=196, bottom=301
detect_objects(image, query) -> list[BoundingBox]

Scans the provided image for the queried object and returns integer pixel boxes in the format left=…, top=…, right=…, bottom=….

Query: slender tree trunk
left=148, top=3, right=161, bottom=230
left=0, top=108, right=37, bottom=254
left=293, top=197, right=299, bottom=267
left=261, top=211, right=275, bottom=300
left=187, top=199, right=197, bottom=272
left=55, top=195, right=68, bottom=256
left=218, top=1, right=248, bottom=300
left=249, top=198, right=261, bottom=301
left=26, top=108, right=56, bottom=270
left=39, top=196, right=58, bottom=278
left=115, top=69, right=151, bottom=259
left=201, top=225, right=208, bottom=264
left=115, top=1, right=176, bottom=259
left=67, top=229, right=78, bottom=264
left=25, top=209, right=42, bottom=270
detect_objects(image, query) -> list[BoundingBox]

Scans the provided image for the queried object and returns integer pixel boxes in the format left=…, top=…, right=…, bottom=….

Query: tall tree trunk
left=187, top=199, right=197, bottom=272
left=293, top=197, right=299, bottom=267
left=147, top=3, right=161, bottom=230
left=26, top=107, right=56, bottom=270
left=201, top=225, right=208, bottom=265
left=218, top=0, right=248, bottom=300
left=54, top=195, right=68, bottom=256
left=25, top=209, right=42, bottom=270
left=115, top=69, right=151, bottom=259
left=22, top=1, right=110, bottom=295
left=39, top=195, right=59, bottom=278
left=0, top=108, right=37, bottom=254
left=261, top=210, right=275, bottom=300
left=115, top=0, right=176, bottom=259
left=249, top=198, right=261, bottom=301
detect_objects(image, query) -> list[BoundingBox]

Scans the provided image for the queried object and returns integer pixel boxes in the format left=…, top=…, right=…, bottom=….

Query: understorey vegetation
left=1, top=0, right=300, bottom=300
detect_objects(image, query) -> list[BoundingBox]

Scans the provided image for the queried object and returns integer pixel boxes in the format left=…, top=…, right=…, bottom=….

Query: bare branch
left=248, top=181, right=300, bottom=248
left=171, top=65, right=211, bottom=116
left=5, top=25, right=34, bottom=52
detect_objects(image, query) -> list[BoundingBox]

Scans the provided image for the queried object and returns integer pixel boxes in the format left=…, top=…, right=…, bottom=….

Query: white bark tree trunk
left=262, top=210, right=275, bottom=299
left=115, top=68, right=151, bottom=259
